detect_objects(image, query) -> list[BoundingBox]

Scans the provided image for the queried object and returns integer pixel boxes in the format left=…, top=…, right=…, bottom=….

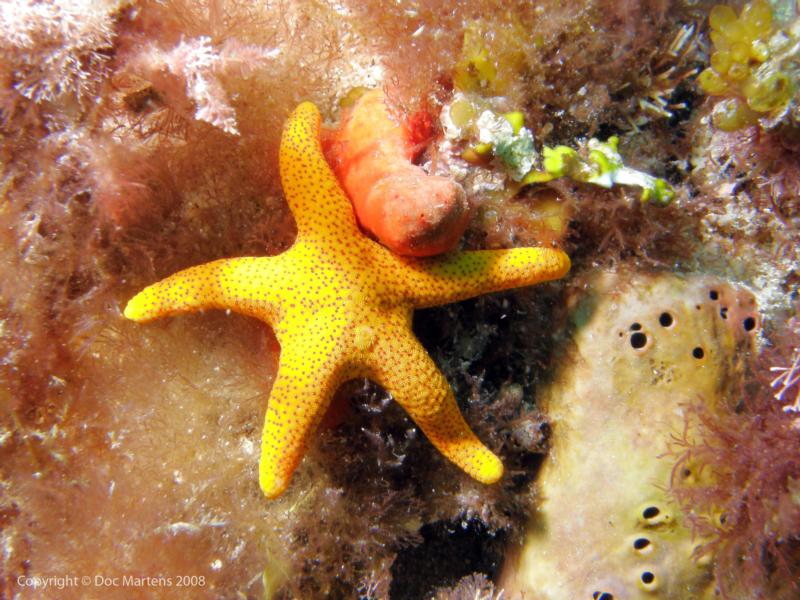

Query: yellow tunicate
left=709, top=4, right=737, bottom=32
left=710, top=30, right=732, bottom=51
left=503, top=111, right=525, bottom=135
left=449, top=98, right=477, bottom=128
left=712, top=97, right=758, bottom=131
left=729, top=42, right=750, bottom=64
left=338, top=87, right=369, bottom=109
left=453, top=19, right=527, bottom=95
left=727, top=62, right=749, bottom=81
left=698, top=68, right=727, bottom=95
left=461, top=142, right=493, bottom=165
left=719, top=18, right=747, bottom=43
left=741, top=0, right=772, bottom=35
left=744, top=68, right=793, bottom=113
left=710, top=51, right=732, bottom=75
left=699, top=1, right=791, bottom=130
left=472, top=142, right=493, bottom=156
left=454, top=24, right=497, bottom=92
left=749, top=39, right=770, bottom=62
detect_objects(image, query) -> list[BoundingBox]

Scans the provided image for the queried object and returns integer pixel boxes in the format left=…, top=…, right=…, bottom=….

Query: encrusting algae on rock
left=501, top=270, right=760, bottom=600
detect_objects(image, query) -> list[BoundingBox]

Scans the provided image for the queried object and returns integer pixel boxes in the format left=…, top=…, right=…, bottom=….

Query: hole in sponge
left=658, top=312, right=673, bottom=327
left=709, top=290, right=719, bottom=300
left=642, top=506, right=660, bottom=519
left=633, top=537, right=651, bottom=550
left=692, top=347, right=705, bottom=359
left=630, top=322, right=642, bottom=331
left=630, top=332, right=647, bottom=349
left=639, top=503, right=672, bottom=527
left=593, top=593, right=614, bottom=600
left=720, top=307, right=728, bottom=319
left=641, top=571, right=656, bottom=586
left=743, top=316, right=756, bottom=331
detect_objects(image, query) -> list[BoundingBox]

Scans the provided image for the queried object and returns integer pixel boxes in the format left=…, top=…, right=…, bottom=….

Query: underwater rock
left=501, top=270, right=760, bottom=600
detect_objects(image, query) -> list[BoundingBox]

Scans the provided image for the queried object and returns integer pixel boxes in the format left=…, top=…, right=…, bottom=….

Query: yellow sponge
left=502, top=271, right=760, bottom=599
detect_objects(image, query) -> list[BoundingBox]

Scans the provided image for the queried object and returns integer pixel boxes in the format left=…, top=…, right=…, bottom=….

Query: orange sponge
left=324, top=89, right=470, bottom=257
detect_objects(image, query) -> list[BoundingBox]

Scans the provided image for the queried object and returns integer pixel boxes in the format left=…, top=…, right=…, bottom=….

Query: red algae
left=669, top=321, right=800, bottom=600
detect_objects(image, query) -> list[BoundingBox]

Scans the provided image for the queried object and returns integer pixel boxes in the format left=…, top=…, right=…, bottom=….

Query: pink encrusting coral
left=325, top=89, right=471, bottom=256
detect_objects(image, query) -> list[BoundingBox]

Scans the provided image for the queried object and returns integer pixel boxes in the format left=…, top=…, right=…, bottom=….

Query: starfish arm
left=396, top=247, right=570, bottom=308
left=367, top=319, right=503, bottom=484
left=280, top=102, right=360, bottom=239
left=259, top=313, right=353, bottom=498
left=123, top=256, right=287, bottom=325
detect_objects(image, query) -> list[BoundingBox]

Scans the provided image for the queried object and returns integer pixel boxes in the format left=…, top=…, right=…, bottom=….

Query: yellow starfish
left=124, top=102, right=571, bottom=499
